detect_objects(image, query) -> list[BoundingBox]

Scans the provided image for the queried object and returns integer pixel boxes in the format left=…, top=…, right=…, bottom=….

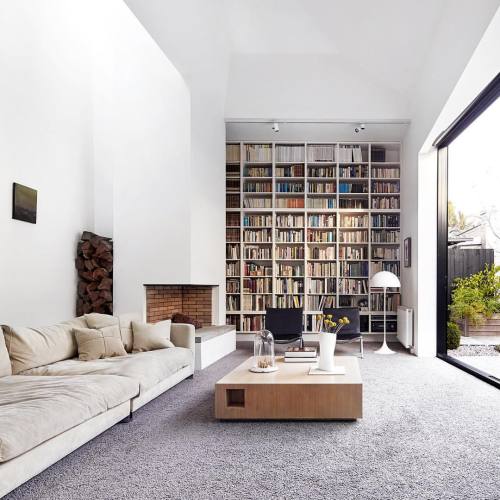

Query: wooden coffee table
left=215, top=356, right=362, bottom=420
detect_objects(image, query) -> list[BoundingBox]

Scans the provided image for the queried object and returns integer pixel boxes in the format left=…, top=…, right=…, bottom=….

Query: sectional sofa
left=0, top=313, right=195, bottom=497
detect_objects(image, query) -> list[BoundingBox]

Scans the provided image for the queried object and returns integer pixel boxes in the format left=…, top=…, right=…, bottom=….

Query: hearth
left=145, top=285, right=219, bottom=326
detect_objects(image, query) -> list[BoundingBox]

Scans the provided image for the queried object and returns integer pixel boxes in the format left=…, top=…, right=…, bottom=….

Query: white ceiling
left=222, top=0, right=448, bottom=96
left=125, top=0, right=499, bottom=141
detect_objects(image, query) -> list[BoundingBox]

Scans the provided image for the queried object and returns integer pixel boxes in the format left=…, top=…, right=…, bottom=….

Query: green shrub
left=449, top=264, right=500, bottom=325
left=447, top=321, right=461, bottom=350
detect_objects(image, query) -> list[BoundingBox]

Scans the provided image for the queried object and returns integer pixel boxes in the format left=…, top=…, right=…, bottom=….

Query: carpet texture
left=6, top=343, right=500, bottom=500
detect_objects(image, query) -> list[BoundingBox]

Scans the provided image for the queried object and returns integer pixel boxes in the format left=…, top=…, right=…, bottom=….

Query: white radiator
left=397, top=306, right=413, bottom=348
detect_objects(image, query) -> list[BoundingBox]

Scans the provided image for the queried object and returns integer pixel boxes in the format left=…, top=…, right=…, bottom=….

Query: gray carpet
left=6, top=343, right=500, bottom=500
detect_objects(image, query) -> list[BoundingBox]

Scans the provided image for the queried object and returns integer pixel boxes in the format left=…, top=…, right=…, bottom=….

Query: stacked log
left=76, top=231, right=113, bottom=315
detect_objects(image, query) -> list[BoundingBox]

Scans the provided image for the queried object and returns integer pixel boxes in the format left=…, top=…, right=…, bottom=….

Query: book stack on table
left=284, top=347, right=318, bottom=363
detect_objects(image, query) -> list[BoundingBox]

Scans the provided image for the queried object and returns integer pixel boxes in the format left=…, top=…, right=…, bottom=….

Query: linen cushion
left=84, top=313, right=120, bottom=338
left=0, top=374, right=138, bottom=462
left=118, top=312, right=143, bottom=353
left=2, top=316, right=87, bottom=375
left=132, top=320, right=174, bottom=353
left=0, top=329, right=12, bottom=377
left=74, top=327, right=127, bottom=361
left=22, top=347, right=193, bottom=392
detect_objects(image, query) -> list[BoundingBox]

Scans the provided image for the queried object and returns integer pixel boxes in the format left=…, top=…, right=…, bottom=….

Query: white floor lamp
left=371, top=271, right=401, bottom=355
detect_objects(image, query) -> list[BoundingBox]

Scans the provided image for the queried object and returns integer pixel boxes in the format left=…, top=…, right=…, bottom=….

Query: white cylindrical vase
left=318, top=333, right=337, bottom=371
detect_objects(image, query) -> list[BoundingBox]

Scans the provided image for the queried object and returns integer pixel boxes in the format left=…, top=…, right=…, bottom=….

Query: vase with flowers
left=318, top=314, right=350, bottom=372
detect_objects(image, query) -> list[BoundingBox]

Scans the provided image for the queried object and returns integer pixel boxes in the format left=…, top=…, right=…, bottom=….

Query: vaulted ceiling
left=223, top=0, right=447, bottom=97
left=125, top=0, right=499, bottom=128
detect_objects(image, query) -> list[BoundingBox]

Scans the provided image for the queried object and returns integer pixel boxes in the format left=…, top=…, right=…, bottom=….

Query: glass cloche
left=250, top=329, right=278, bottom=373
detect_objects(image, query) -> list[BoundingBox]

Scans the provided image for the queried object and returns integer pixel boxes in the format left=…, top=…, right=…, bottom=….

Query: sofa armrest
left=170, top=323, right=195, bottom=353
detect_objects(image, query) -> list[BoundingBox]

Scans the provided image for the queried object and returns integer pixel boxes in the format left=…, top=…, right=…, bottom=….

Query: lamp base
left=374, top=340, right=395, bottom=355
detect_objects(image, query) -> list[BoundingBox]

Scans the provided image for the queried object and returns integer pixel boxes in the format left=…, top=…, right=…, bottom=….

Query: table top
left=216, top=356, right=362, bottom=386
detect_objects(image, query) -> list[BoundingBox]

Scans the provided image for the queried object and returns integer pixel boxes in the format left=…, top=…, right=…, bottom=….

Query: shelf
left=226, top=142, right=402, bottom=329
left=338, top=161, right=369, bottom=165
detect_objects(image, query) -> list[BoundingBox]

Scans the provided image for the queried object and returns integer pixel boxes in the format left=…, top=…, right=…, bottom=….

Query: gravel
left=449, top=345, right=500, bottom=356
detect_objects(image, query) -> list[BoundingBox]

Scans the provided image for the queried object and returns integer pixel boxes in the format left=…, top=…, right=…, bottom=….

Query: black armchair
left=265, top=307, right=304, bottom=347
left=322, top=307, right=363, bottom=358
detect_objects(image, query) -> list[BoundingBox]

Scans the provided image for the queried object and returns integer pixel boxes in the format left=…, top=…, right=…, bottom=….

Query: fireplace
left=144, top=285, right=219, bottom=326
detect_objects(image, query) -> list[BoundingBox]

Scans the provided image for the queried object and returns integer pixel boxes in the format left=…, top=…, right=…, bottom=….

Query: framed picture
left=404, top=237, right=411, bottom=267
left=12, top=183, right=37, bottom=224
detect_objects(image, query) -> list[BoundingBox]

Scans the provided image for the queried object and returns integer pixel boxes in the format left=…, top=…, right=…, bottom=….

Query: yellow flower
left=327, top=314, right=333, bottom=319
left=339, top=318, right=344, bottom=324
left=331, top=322, right=337, bottom=327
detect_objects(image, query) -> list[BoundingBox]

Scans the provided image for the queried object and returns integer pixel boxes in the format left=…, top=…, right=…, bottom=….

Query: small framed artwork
left=404, top=237, right=412, bottom=267
left=12, top=183, right=37, bottom=224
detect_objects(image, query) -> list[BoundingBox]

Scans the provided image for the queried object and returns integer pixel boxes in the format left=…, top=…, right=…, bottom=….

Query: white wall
left=225, top=54, right=409, bottom=121
left=94, top=2, right=192, bottom=315
left=0, top=1, right=94, bottom=325
left=124, top=0, right=229, bottom=323
left=401, top=2, right=500, bottom=355
left=413, top=6, right=500, bottom=356
left=0, top=0, right=192, bottom=323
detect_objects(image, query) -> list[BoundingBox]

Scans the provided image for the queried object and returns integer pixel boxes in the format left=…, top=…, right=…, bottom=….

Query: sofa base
left=131, top=364, right=194, bottom=412
left=0, top=401, right=130, bottom=498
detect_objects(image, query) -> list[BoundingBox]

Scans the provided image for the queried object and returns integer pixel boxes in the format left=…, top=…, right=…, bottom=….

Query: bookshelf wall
left=225, top=142, right=401, bottom=336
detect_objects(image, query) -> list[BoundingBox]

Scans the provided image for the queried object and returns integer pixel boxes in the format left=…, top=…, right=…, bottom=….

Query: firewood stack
left=75, top=231, right=113, bottom=315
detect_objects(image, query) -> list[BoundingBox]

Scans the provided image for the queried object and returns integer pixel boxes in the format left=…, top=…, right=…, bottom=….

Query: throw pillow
left=74, top=327, right=127, bottom=361
left=171, top=312, right=202, bottom=329
left=131, top=320, right=174, bottom=353
left=84, top=313, right=121, bottom=339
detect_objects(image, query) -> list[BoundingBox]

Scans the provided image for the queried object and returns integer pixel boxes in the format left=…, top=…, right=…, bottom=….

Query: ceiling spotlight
left=272, top=122, right=280, bottom=133
left=354, top=123, right=366, bottom=133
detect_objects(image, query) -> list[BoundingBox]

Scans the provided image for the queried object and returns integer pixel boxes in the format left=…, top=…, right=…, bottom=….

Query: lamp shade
left=371, top=271, right=401, bottom=288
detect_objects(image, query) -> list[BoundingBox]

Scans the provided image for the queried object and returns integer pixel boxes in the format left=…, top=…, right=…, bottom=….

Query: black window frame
left=434, top=72, right=500, bottom=389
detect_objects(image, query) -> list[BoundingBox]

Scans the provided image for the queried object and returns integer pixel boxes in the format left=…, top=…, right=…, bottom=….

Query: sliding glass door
left=436, top=74, right=500, bottom=388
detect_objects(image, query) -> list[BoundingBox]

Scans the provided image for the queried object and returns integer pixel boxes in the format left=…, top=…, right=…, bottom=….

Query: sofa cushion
left=84, top=313, right=121, bottom=338
left=118, top=312, right=142, bottom=352
left=0, top=374, right=138, bottom=462
left=132, top=321, right=174, bottom=353
left=172, top=312, right=202, bottom=329
left=21, top=347, right=193, bottom=392
left=74, top=327, right=127, bottom=361
left=0, top=329, right=11, bottom=377
left=2, top=317, right=87, bottom=375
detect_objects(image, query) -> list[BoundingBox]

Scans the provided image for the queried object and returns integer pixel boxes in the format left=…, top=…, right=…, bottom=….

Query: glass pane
left=447, top=97, right=500, bottom=379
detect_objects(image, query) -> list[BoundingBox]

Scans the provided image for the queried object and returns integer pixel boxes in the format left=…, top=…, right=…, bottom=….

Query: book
left=284, top=357, right=318, bottom=363
left=285, top=347, right=317, bottom=358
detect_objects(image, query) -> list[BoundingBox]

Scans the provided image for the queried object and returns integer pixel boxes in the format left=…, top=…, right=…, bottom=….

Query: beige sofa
left=0, top=313, right=195, bottom=497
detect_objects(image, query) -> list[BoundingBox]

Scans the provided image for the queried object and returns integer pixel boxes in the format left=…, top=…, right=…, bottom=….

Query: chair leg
left=300, top=336, right=304, bottom=349
left=360, top=337, right=364, bottom=359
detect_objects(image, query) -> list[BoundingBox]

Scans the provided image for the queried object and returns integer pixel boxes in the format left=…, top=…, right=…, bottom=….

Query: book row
left=307, top=278, right=336, bottom=294
left=275, top=145, right=305, bottom=162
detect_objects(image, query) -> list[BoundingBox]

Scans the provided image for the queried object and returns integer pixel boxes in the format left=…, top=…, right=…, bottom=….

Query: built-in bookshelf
left=225, top=142, right=401, bottom=336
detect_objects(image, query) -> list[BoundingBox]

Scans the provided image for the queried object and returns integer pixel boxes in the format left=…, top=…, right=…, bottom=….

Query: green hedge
left=447, top=321, right=461, bottom=350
